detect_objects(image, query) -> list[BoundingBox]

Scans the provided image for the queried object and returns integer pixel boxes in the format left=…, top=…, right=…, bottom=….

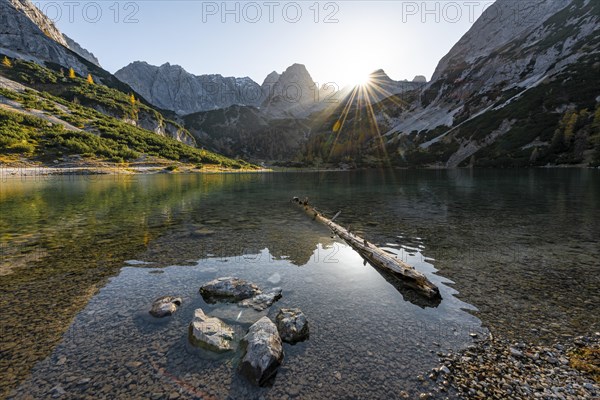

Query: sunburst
left=327, top=71, right=411, bottom=167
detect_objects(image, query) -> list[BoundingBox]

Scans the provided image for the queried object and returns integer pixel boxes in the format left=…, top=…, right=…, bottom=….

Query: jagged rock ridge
left=115, top=61, right=262, bottom=115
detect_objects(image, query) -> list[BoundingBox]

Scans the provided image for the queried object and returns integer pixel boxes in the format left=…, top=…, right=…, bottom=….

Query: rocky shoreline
left=420, top=333, right=599, bottom=399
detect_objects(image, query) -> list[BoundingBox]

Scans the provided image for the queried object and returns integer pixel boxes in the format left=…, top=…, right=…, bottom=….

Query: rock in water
left=149, top=296, right=182, bottom=318
left=267, top=272, right=281, bottom=285
left=239, top=317, right=284, bottom=386
left=239, top=288, right=282, bottom=311
left=188, top=308, right=235, bottom=352
left=275, top=308, right=309, bottom=344
left=199, top=277, right=262, bottom=304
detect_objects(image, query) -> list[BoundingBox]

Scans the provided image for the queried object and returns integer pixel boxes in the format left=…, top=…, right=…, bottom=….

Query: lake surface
left=1, top=169, right=599, bottom=399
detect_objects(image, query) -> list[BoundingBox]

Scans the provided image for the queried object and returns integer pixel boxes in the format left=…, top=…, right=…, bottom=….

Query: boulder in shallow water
left=276, top=308, right=309, bottom=344
left=239, top=287, right=282, bottom=311
left=199, top=277, right=261, bottom=303
left=149, top=296, right=182, bottom=318
left=239, top=316, right=284, bottom=386
left=188, top=308, right=235, bottom=352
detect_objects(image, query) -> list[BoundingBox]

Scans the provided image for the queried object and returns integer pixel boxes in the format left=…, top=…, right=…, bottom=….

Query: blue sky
left=44, top=1, right=493, bottom=86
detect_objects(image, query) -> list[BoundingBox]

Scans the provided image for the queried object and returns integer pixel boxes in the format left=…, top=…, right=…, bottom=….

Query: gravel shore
left=422, top=333, right=599, bottom=399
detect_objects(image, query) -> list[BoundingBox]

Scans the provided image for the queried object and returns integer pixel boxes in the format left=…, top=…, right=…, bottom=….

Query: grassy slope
left=0, top=56, right=257, bottom=170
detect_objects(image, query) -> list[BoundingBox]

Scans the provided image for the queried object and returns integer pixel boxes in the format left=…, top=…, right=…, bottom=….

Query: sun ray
left=323, top=70, right=420, bottom=167
left=327, top=86, right=359, bottom=162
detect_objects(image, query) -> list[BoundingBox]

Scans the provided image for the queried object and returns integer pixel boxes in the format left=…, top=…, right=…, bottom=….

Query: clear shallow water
left=1, top=169, right=599, bottom=399
left=10, top=247, right=480, bottom=399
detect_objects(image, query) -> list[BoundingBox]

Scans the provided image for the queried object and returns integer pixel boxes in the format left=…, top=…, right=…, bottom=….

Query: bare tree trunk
left=292, top=197, right=441, bottom=300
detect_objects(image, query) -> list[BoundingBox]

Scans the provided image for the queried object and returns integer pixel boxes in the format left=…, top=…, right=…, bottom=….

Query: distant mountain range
left=115, top=61, right=427, bottom=118
left=0, top=0, right=598, bottom=168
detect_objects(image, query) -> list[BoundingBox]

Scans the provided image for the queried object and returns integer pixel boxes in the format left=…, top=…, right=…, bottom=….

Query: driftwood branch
left=292, top=197, right=441, bottom=300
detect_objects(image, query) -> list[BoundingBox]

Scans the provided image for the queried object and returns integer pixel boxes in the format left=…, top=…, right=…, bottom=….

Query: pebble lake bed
left=7, top=248, right=483, bottom=400
left=1, top=170, right=599, bottom=399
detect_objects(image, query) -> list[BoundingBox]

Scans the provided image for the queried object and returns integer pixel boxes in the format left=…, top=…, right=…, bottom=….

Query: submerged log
left=292, top=197, right=441, bottom=300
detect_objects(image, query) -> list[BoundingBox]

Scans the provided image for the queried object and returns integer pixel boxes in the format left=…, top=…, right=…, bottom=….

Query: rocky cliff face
left=390, top=0, right=598, bottom=133
left=370, top=0, right=600, bottom=167
left=115, top=61, right=262, bottom=115
left=0, top=0, right=100, bottom=73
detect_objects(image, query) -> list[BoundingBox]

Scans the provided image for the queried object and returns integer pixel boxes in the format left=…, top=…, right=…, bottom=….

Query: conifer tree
left=2, top=56, right=12, bottom=68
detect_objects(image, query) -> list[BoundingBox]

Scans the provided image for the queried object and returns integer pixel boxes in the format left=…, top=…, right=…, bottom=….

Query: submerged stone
left=275, top=308, right=309, bottom=344
left=267, top=272, right=281, bottom=285
left=188, top=308, right=235, bottom=352
left=149, top=296, right=182, bottom=318
left=239, top=287, right=282, bottom=311
left=239, top=316, right=284, bottom=386
left=199, top=277, right=261, bottom=303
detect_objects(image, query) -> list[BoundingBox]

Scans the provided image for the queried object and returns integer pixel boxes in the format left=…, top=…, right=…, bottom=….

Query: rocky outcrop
left=136, top=109, right=196, bottom=147
left=188, top=308, right=235, bottom=352
left=276, top=308, right=309, bottom=344
left=199, top=277, right=262, bottom=304
left=114, top=61, right=262, bottom=115
left=63, top=35, right=100, bottom=67
left=239, top=317, right=284, bottom=386
left=5, top=0, right=67, bottom=45
left=149, top=296, right=182, bottom=318
left=0, top=0, right=96, bottom=75
left=239, top=287, right=282, bottom=311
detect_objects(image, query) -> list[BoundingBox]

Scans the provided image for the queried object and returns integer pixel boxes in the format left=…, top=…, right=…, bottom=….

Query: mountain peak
left=262, top=71, right=281, bottom=85
left=286, top=63, right=309, bottom=72
left=369, top=69, right=393, bottom=83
